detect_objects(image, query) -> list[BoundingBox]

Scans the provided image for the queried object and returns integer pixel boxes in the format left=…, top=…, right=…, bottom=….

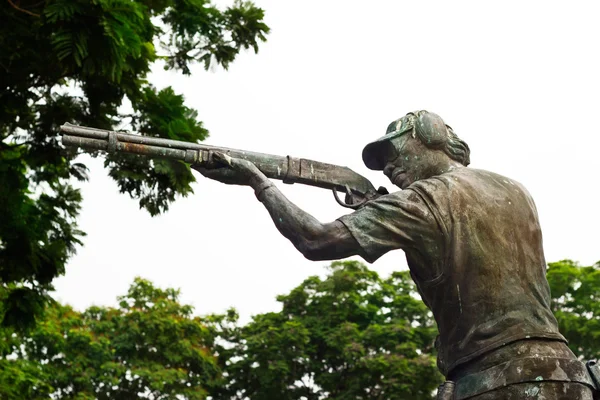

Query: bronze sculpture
left=61, top=111, right=599, bottom=399
left=196, top=111, right=598, bottom=399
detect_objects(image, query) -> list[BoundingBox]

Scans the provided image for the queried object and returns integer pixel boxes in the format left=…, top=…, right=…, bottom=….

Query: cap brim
left=362, top=138, right=390, bottom=170
left=362, top=129, right=408, bottom=170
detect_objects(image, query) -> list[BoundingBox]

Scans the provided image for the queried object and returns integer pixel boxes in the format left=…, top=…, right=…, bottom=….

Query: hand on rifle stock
left=192, top=151, right=264, bottom=186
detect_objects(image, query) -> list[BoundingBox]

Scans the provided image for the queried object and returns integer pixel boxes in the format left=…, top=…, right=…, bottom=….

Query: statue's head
left=362, top=111, right=470, bottom=189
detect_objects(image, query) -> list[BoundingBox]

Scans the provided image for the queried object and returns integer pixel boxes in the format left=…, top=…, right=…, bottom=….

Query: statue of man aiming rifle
left=196, top=110, right=598, bottom=399
left=61, top=110, right=599, bottom=399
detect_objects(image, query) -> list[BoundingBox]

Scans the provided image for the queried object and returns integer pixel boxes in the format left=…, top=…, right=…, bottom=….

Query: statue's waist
left=447, top=338, right=574, bottom=381
left=444, top=339, right=598, bottom=399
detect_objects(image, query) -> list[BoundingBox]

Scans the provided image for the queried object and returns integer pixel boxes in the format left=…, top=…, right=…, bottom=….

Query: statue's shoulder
left=438, top=168, right=534, bottom=203
left=440, top=167, right=523, bottom=186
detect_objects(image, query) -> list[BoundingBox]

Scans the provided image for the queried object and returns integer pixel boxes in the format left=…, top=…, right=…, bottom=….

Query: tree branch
left=7, top=0, right=41, bottom=17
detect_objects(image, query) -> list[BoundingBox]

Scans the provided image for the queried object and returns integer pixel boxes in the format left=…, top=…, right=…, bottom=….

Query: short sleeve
left=338, top=188, right=440, bottom=263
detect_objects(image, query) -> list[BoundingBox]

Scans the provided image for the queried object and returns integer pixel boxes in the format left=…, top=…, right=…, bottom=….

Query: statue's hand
left=192, top=151, right=263, bottom=186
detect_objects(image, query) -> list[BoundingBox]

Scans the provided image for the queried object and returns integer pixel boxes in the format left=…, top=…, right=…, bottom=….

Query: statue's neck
left=423, top=159, right=464, bottom=180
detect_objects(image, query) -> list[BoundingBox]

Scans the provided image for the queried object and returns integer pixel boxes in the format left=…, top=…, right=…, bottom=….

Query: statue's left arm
left=194, top=153, right=362, bottom=261
left=195, top=152, right=440, bottom=267
left=253, top=176, right=360, bottom=261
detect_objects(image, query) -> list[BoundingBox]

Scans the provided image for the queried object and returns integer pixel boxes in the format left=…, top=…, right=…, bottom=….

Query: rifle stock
left=60, top=123, right=384, bottom=209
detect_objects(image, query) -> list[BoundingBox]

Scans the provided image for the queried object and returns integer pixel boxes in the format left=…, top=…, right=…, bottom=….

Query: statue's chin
left=393, top=174, right=410, bottom=189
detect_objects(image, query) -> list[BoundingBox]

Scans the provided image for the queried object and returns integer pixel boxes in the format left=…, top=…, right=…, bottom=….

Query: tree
left=547, top=259, right=600, bottom=360
left=0, top=277, right=225, bottom=399
left=1, top=261, right=598, bottom=399
left=0, top=0, right=269, bottom=329
left=213, top=261, right=443, bottom=400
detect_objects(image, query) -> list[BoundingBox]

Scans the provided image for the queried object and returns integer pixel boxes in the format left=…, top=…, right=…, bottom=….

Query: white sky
left=54, top=1, right=600, bottom=322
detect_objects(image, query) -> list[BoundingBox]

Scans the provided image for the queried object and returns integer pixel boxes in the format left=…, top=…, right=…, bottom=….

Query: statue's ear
left=414, top=111, right=448, bottom=149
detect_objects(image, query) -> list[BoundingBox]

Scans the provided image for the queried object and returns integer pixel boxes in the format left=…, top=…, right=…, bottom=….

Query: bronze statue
left=61, top=111, right=599, bottom=399
left=196, top=110, right=598, bottom=399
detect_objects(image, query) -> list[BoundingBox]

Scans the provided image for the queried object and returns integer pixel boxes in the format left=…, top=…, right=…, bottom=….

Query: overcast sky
left=54, top=1, right=600, bottom=322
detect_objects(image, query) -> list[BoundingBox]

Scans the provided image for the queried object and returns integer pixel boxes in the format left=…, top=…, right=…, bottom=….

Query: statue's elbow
left=302, top=251, right=322, bottom=262
left=297, top=222, right=350, bottom=261
left=298, top=240, right=325, bottom=261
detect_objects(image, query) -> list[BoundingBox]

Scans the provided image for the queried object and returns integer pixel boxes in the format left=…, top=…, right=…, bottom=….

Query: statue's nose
left=383, top=163, right=395, bottom=177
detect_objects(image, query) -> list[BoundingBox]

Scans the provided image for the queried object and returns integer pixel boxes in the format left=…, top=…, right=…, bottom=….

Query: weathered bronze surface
left=61, top=111, right=598, bottom=399
left=195, top=110, right=597, bottom=399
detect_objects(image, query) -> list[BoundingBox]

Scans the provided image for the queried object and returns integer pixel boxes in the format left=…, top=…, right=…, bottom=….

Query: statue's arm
left=197, top=153, right=441, bottom=266
left=194, top=152, right=362, bottom=261
left=252, top=176, right=360, bottom=261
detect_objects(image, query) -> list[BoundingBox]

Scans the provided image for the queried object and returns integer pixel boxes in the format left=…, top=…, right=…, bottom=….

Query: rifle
left=60, top=123, right=387, bottom=209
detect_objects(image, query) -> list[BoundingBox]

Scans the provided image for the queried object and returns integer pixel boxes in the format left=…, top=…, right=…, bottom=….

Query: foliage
left=0, top=0, right=269, bottom=329
left=547, top=259, right=600, bottom=360
left=212, top=261, right=443, bottom=400
left=0, top=278, right=223, bottom=399
left=1, top=260, right=599, bottom=399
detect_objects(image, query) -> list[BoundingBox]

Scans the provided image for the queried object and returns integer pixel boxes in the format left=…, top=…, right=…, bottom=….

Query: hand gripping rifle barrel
left=60, top=123, right=383, bottom=209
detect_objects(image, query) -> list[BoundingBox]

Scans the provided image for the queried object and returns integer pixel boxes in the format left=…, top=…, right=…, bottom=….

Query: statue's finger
left=191, top=165, right=222, bottom=177
left=203, top=151, right=227, bottom=169
left=202, top=168, right=226, bottom=179
left=212, top=151, right=233, bottom=167
left=200, top=168, right=240, bottom=184
left=190, top=165, right=208, bottom=175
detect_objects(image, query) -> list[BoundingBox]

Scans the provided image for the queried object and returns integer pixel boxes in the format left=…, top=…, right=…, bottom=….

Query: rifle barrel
left=60, top=123, right=376, bottom=196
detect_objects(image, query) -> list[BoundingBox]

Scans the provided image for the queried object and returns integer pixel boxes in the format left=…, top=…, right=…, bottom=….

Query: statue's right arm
left=252, top=178, right=361, bottom=261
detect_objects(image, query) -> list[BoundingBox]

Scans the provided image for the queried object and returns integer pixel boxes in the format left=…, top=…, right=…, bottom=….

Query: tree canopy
left=547, top=259, right=600, bottom=360
left=212, top=261, right=443, bottom=400
left=0, top=277, right=224, bottom=399
left=0, top=260, right=598, bottom=399
left=0, top=0, right=269, bottom=329
left=0, top=262, right=444, bottom=399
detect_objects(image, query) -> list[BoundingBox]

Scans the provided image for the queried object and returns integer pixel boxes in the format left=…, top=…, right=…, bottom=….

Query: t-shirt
left=338, top=167, right=566, bottom=375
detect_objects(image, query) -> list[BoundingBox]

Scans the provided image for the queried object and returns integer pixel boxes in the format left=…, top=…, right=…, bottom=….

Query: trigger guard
left=332, top=188, right=368, bottom=210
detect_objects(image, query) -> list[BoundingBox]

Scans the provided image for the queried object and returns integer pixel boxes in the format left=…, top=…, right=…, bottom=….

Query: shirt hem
left=444, top=331, right=568, bottom=376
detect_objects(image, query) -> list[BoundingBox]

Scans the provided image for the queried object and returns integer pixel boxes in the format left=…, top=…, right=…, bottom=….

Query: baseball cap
left=362, top=111, right=448, bottom=170
left=362, top=113, right=416, bottom=170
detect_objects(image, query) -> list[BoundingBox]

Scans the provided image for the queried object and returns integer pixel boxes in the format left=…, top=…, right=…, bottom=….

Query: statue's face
left=381, top=133, right=436, bottom=189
